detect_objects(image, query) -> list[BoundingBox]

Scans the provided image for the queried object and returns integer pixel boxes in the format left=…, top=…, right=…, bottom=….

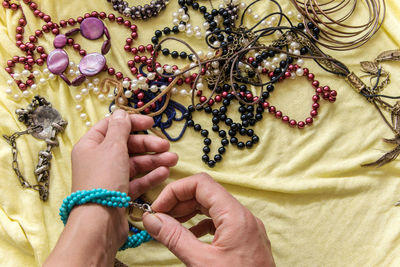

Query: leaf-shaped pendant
left=375, top=49, right=400, bottom=62
left=360, top=61, right=379, bottom=74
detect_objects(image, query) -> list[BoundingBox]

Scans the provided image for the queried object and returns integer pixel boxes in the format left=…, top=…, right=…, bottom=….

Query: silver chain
left=128, top=201, right=154, bottom=213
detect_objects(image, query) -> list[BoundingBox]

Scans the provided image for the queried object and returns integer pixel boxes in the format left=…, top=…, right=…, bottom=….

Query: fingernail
left=143, top=213, right=162, bottom=236
left=113, top=109, right=126, bottom=120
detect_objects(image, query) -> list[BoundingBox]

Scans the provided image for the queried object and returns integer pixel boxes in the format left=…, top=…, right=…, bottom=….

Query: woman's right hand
left=143, top=173, right=275, bottom=267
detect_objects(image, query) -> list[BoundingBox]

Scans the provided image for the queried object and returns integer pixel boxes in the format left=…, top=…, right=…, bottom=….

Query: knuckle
left=197, top=172, right=212, bottom=180
left=164, top=225, right=183, bottom=251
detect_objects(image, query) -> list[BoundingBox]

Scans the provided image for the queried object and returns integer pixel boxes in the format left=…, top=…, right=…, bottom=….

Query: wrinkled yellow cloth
left=0, top=0, right=399, bottom=266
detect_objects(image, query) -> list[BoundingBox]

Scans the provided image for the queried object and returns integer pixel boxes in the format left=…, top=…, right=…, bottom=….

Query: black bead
left=242, top=121, right=249, bottom=127
left=212, top=124, right=219, bottom=132
left=268, top=51, right=275, bottom=58
left=171, top=51, right=179, bottom=58
left=172, top=26, right=179, bottom=33
left=178, top=0, right=185, bottom=6
left=202, top=154, right=209, bottom=162
left=192, top=2, right=199, bottom=9
left=183, top=112, right=191, bottom=119
left=217, top=34, right=224, bottom=41
left=280, top=60, right=287, bottom=68
left=246, top=141, right=253, bottom=148
left=230, top=123, right=238, bottom=130
left=239, top=106, right=246, bottom=113
left=223, top=99, right=230, bottom=106
left=188, top=105, right=195, bottom=112
left=247, top=105, right=254, bottom=112
left=204, top=138, right=212, bottom=145
left=274, top=68, right=282, bottom=75
left=252, top=135, right=259, bottom=143
left=215, top=86, right=222, bottom=93
left=262, top=91, right=270, bottom=99
left=188, top=54, right=193, bottom=61
left=248, top=71, right=255, bottom=78
left=203, top=146, right=210, bottom=154
left=218, top=147, right=226, bottom=154
left=237, top=142, right=245, bottom=149
left=307, top=22, right=315, bottom=29
left=256, top=55, right=263, bottom=63
left=240, top=128, right=247, bottom=135
left=228, top=129, right=236, bottom=137
left=219, top=130, right=226, bottom=137
left=219, top=106, right=227, bottom=114
left=163, top=27, right=171, bottom=34
left=207, top=14, right=214, bottom=22
left=300, top=47, right=308, bottom=55
left=182, top=6, right=188, bottom=12
left=214, top=154, right=222, bottom=162
left=251, top=61, right=258, bottom=68
left=209, top=21, right=217, bottom=28
left=247, top=129, right=254, bottom=136
left=249, top=119, right=256, bottom=126
left=186, top=0, right=193, bottom=5
left=194, top=124, right=201, bottom=131
left=223, top=84, right=231, bottom=91
left=267, top=84, right=274, bottom=92
left=155, top=30, right=162, bottom=37
left=227, top=93, right=234, bottom=100
left=211, top=8, right=218, bottom=16
left=209, top=36, right=216, bottom=43
left=297, top=23, right=304, bottom=30
left=212, top=109, right=219, bottom=116
left=195, top=103, right=203, bottom=110
left=201, top=129, right=209, bottom=137
left=221, top=138, right=229, bottom=146
left=220, top=114, right=227, bottom=121
left=225, top=118, right=233, bottom=126
left=223, top=19, right=230, bottom=27
left=180, top=51, right=187, bottom=59
left=187, top=119, right=194, bottom=126
left=212, top=116, right=220, bottom=124
left=255, top=113, right=263, bottom=120
left=151, top=36, right=158, bottom=44
left=261, top=51, right=269, bottom=59
left=199, top=6, right=207, bottom=13
left=208, top=160, right=216, bottom=168
left=204, top=106, right=212, bottom=113
left=162, top=48, right=170, bottom=56
left=227, top=35, right=234, bottom=42
left=230, top=137, right=238, bottom=144
left=241, top=114, right=247, bottom=121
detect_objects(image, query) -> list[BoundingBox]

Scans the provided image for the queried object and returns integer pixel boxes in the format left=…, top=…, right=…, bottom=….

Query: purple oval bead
left=47, top=49, right=69, bottom=75
left=79, top=53, right=106, bottom=76
left=71, top=74, right=86, bottom=86
left=80, top=17, right=105, bottom=40
left=53, top=34, right=67, bottom=48
left=101, top=40, right=111, bottom=55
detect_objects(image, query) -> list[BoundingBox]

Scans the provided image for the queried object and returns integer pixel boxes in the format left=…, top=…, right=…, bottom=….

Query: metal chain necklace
left=3, top=96, right=67, bottom=201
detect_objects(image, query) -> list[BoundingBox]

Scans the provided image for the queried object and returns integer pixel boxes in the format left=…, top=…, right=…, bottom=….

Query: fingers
left=166, top=199, right=210, bottom=218
left=129, top=152, right=178, bottom=176
left=143, top=212, right=210, bottom=264
left=128, top=166, right=170, bottom=199
left=128, top=134, right=170, bottom=154
left=151, top=173, right=244, bottom=228
left=104, top=110, right=132, bottom=145
left=189, top=219, right=216, bottom=238
left=77, top=119, right=109, bottom=145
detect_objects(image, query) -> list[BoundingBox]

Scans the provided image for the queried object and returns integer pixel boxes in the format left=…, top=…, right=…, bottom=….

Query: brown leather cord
left=290, top=0, right=385, bottom=50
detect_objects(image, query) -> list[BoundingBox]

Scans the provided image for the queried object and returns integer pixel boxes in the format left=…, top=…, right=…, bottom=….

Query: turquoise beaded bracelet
left=59, top=188, right=152, bottom=250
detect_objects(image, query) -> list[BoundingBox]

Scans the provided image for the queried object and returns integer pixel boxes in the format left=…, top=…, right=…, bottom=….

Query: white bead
left=30, top=84, right=37, bottom=90
left=122, top=80, right=130, bottom=88
left=195, top=31, right=202, bottom=39
left=197, top=50, right=204, bottom=58
left=290, top=41, right=299, bottom=49
left=178, top=8, right=184, bottom=14
left=196, top=82, right=204, bottom=90
left=118, top=97, right=125, bottom=104
left=293, top=50, right=301, bottom=56
left=213, top=69, right=220, bottom=75
left=180, top=89, right=187, bottom=96
left=32, top=70, right=40, bottom=77
left=93, top=87, right=100, bottom=94
left=270, top=16, right=277, bottom=23
left=231, top=0, right=238, bottom=4
left=13, top=73, right=21, bottom=80
left=171, top=87, right=178, bottom=94
left=253, top=14, right=259, bottom=20
left=105, top=113, right=111, bottom=117
left=194, top=26, right=200, bottom=32
left=247, top=8, right=253, bottom=14
left=296, top=68, right=304, bottom=76
left=124, top=90, right=133, bottom=98
left=75, top=104, right=82, bottom=111
left=13, top=94, right=21, bottom=101
left=202, top=22, right=209, bottom=29
left=207, top=52, right=214, bottom=59
left=291, top=72, right=296, bottom=79
left=172, top=18, right=179, bottom=26
left=275, top=31, right=282, bottom=37
left=39, top=78, right=47, bottom=84
left=186, top=29, right=193, bottom=37
left=75, top=94, right=82, bottom=101
left=43, top=68, right=49, bottom=75
left=296, top=59, right=304, bottom=66
left=182, top=14, right=189, bottom=22
left=141, top=83, right=149, bottom=90
left=7, top=79, right=14, bottom=86
left=205, top=30, right=211, bottom=36
left=272, top=57, right=279, bottom=64
left=110, top=105, right=116, bottom=112
left=81, top=88, right=89, bottom=95
left=297, top=14, right=303, bottom=21
left=165, top=65, right=173, bottom=73
left=93, top=78, right=99, bottom=85
left=156, top=67, right=163, bottom=74
left=138, top=76, right=146, bottom=83
left=260, top=20, right=266, bottom=26
left=240, top=2, right=246, bottom=9
left=22, top=90, right=30, bottom=98
left=238, top=62, right=245, bottom=68
left=22, top=70, right=30, bottom=77
left=213, top=41, right=220, bottom=47
left=174, top=69, right=181, bottom=75
left=271, top=65, right=276, bottom=70
left=147, top=72, right=156, bottom=80
left=160, top=85, right=167, bottom=91
left=266, top=21, right=272, bottom=27
left=69, top=69, right=76, bottom=76
left=107, top=94, right=114, bottom=100
left=178, top=24, right=185, bottom=32
left=211, top=61, right=219, bottom=68
left=85, top=121, right=91, bottom=127
left=183, top=71, right=191, bottom=78
left=264, top=61, right=271, bottom=69
left=172, top=12, right=178, bottom=18
left=257, top=66, right=263, bottom=73
left=287, top=11, right=294, bottom=17
left=80, top=113, right=87, bottom=120
left=219, top=3, right=224, bottom=9
left=75, top=71, right=81, bottom=76
left=150, top=85, right=158, bottom=92
left=48, top=73, right=55, bottom=80
left=279, top=53, right=287, bottom=60
left=69, top=61, right=75, bottom=68
left=5, top=88, right=12, bottom=95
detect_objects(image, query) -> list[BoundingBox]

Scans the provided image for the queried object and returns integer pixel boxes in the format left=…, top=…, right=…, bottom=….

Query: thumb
left=104, top=109, right=131, bottom=144
left=143, top=212, right=209, bottom=264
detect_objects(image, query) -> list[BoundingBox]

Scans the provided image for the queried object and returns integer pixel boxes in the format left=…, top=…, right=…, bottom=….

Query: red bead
left=275, top=111, right=282, bottom=118
left=26, top=79, right=34, bottom=86
left=310, top=110, right=318, bottom=117
left=29, top=35, right=37, bottom=42
left=33, top=10, right=40, bottom=16
left=19, top=44, right=26, bottom=51
left=253, top=96, right=259, bottom=102
left=91, top=11, right=98, bottom=17
left=127, top=60, right=135, bottom=68
left=18, top=18, right=26, bottom=26
left=307, top=73, right=315, bottom=81
left=262, top=68, right=268, bottom=74
left=316, top=87, right=323, bottom=95
left=137, top=101, right=144, bottom=108
left=43, top=15, right=51, bottom=22
left=79, top=50, right=86, bottom=56
left=12, top=56, right=19, bottom=62
left=42, top=25, right=49, bottom=32
left=16, top=26, right=24, bottom=34
left=67, top=38, right=74, bottom=45
left=130, top=67, right=138, bottom=74
left=282, top=116, right=289, bottom=122
left=185, top=77, right=192, bottom=84
left=130, top=25, right=137, bottom=32
left=297, top=121, right=305, bottom=128
left=221, top=91, right=228, bottom=98
left=23, top=0, right=31, bottom=5
left=312, top=80, right=319, bottom=88
left=196, top=90, right=202, bottom=96
left=52, top=28, right=59, bottom=35
left=29, top=2, right=37, bottom=9
left=19, top=83, right=26, bottom=90
left=312, top=95, right=320, bottom=102
left=248, top=57, right=254, bottom=63
left=305, top=117, right=313, bottom=125
left=16, top=41, right=22, bottom=46
left=323, top=86, right=330, bottom=92
left=215, top=95, right=222, bottom=102
left=285, top=71, right=291, bottom=78
left=19, top=57, right=26, bottom=63
left=323, top=92, right=330, bottom=100
left=68, top=18, right=76, bottom=25
left=116, top=17, right=124, bottom=24
left=144, top=108, right=151, bottom=114
left=7, top=60, right=14, bottom=67
left=15, top=34, right=23, bottom=40
left=47, top=21, right=54, bottom=28
left=330, top=90, right=337, bottom=97
left=5, top=67, right=12, bottom=73
left=246, top=93, right=252, bottom=100
left=177, top=78, right=184, bottom=86
left=268, top=106, right=276, bottom=113
left=108, top=68, right=115, bottom=75
left=262, top=102, right=269, bottom=109
left=289, top=120, right=297, bottom=127
left=268, top=71, right=274, bottom=78
left=73, top=44, right=80, bottom=50
left=27, top=58, right=35, bottom=65
left=99, top=12, right=107, bottom=19
left=38, top=12, right=44, bottom=18
left=146, top=44, right=153, bottom=52
left=329, top=97, right=336, bottom=103
left=108, top=14, right=115, bottom=21
left=84, top=13, right=90, bottom=19
left=60, top=20, right=67, bottom=27
left=312, top=103, right=319, bottom=110
left=28, top=43, right=35, bottom=51
left=288, top=64, right=294, bottom=71
left=208, top=99, right=214, bottom=105
left=35, top=30, right=42, bottom=37
left=140, top=56, right=147, bottom=63
left=126, top=38, right=133, bottom=45
left=115, top=72, right=123, bottom=80
left=40, top=53, right=47, bottom=59
left=124, top=45, right=131, bottom=52
left=200, top=96, right=207, bottom=103
left=303, top=68, right=309, bottom=75
left=10, top=3, right=18, bottom=10
left=124, top=20, right=131, bottom=27
left=77, top=16, right=84, bottom=23
left=147, top=66, right=153, bottom=72
left=2, top=1, right=9, bottom=8
left=131, top=32, right=138, bottom=39
left=137, top=92, right=144, bottom=100
left=138, top=45, right=145, bottom=53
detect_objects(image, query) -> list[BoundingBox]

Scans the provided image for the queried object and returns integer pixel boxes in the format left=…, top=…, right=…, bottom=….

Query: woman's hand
left=142, top=173, right=275, bottom=267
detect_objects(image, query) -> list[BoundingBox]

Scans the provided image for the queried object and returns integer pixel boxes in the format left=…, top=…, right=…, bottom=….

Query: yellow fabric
left=0, top=0, right=399, bottom=266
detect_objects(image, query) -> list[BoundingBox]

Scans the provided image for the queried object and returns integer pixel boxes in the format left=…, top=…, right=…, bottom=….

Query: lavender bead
left=53, top=34, right=67, bottom=49
left=47, top=49, right=69, bottom=75
left=79, top=53, right=106, bottom=76
left=80, top=17, right=105, bottom=40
